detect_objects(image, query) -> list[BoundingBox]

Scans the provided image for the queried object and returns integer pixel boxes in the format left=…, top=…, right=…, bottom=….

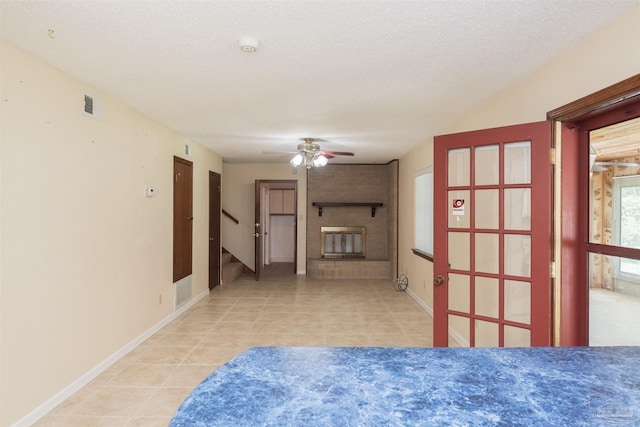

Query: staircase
left=222, top=250, right=244, bottom=286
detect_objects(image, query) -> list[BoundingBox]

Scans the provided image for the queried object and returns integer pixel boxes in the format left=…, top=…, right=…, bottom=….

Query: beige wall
left=221, top=163, right=307, bottom=274
left=0, top=42, right=222, bottom=425
left=397, top=5, right=640, bottom=318
left=398, top=142, right=434, bottom=309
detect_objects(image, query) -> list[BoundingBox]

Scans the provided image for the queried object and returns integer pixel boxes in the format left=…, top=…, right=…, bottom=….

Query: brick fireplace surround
left=306, top=162, right=398, bottom=279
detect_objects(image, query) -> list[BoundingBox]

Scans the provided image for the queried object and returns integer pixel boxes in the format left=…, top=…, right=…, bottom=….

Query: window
left=414, top=167, right=433, bottom=259
left=613, top=175, right=640, bottom=279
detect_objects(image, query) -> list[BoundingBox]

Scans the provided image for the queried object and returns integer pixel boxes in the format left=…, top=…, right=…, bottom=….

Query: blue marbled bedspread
left=170, top=346, right=640, bottom=426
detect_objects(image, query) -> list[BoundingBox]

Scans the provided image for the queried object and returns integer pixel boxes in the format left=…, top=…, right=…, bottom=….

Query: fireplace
left=321, top=226, right=366, bottom=259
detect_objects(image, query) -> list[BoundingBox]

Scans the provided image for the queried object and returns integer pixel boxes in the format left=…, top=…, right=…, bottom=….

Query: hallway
left=36, top=274, right=433, bottom=426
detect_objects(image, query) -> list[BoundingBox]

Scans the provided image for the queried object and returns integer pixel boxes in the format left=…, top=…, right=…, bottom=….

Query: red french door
left=433, top=122, right=553, bottom=347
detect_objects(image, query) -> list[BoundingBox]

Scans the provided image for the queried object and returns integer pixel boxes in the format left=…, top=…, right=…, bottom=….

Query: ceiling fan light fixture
left=312, top=155, right=328, bottom=167
left=290, top=153, right=304, bottom=167
left=284, top=137, right=353, bottom=168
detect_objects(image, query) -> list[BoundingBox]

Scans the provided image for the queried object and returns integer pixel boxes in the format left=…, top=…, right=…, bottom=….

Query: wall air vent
left=84, top=94, right=94, bottom=114
left=83, top=93, right=103, bottom=120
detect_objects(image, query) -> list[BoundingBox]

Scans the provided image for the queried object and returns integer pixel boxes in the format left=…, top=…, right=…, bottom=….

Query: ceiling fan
left=265, top=138, right=354, bottom=169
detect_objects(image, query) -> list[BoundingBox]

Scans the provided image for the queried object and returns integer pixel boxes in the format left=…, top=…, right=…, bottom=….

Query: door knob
left=187, top=216, right=194, bottom=220
left=254, top=233, right=260, bottom=238
left=434, top=275, right=445, bottom=286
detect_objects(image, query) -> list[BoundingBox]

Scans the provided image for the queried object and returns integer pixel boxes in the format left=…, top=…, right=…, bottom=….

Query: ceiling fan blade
left=322, top=150, right=354, bottom=157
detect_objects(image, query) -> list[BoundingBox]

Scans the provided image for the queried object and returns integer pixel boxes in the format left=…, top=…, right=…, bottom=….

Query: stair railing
left=222, top=209, right=239, bottom=224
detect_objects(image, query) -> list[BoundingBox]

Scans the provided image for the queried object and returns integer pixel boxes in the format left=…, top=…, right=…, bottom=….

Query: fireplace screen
left=321, top=226, right=366, bottom=259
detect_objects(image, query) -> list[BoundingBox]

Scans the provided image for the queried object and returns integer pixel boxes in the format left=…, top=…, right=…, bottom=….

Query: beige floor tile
left=259, top=304, right=296, bottom=313
left=287, top=332, right=328, bottom=346
left=33, top=415, right=131, bottom=426
left=127, top=416, right=173, bottom=427
left=289, top=319, right=325, bottom=330
left=167, top=319, right=221, bottom=333
left=401, top=321, right=433, bottom=335
left=326, top=312, right=366, bottom=324
left=234, top=297, right=269, bottom=306
left=183, top=346, right=240, bottom=365
left=220, top=311, right=260, bottom=322
left=136, top=387, right=192, bottom=417
left=367, top=333, right=416, bottom=347
left=290, top=312, right=326, bottom=323
left=154, top=332, right=205, bottom=347
left=360, top=312, right=396, bottom=322
left=365, top=321, right=403, bottom=334
left=49, top=385, right=100, bottom=415
left=213, top=320, right=255, bottom=333
left=108, top=363, right=177, bottom=387
left=253, top=320, right=291, bottom=333
left=326, top=334, right=371, bottom=346
left=132, top=345, right=193, bottom=364
left=199, top=332, right=253, bottom=347
left=35, top=275, right=434, bottom=426
left=163, top=364, right=217, bottom=388
left=404, top=334, right=433, bottom=347
left=84, top=361, right=129, bottom=387
left=326, top=322, right=367, bottom=335
left=70, top=387, right=156, bottom=417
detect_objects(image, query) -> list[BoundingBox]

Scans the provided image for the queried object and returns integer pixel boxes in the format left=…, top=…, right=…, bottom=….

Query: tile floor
left=35, top=272, right=433, bottom=426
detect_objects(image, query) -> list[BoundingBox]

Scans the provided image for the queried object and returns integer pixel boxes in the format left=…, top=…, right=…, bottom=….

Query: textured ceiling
left=1, top=0, right=637, bottom=164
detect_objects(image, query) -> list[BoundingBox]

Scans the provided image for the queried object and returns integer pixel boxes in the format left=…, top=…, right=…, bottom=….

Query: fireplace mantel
left=312, top=202, right=383, bottom=217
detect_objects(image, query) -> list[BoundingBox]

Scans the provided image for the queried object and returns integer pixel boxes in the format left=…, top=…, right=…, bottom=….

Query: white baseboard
left=11, top=288, right=210, bottom=427
left=405, top=286, right=433, bottom=317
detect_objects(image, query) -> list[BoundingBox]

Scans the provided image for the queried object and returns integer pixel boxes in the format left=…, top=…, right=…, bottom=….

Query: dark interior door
left=209, top=171, right=221, bottom=290
left=173, top=156, right=193, bottom=283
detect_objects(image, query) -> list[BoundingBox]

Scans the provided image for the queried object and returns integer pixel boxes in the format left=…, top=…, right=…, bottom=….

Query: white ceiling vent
left=84, top=93, right=103, bottom=120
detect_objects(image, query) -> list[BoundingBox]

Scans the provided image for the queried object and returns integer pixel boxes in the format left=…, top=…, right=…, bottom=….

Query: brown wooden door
left=209, top=171, right=221, bottom=290
left=433, top=121, right=553, bottom=347
left=173, top=156, right=193, bottom=283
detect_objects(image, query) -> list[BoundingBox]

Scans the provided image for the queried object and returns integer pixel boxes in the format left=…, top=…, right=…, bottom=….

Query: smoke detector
left=239, top=36, right=259, bottom=53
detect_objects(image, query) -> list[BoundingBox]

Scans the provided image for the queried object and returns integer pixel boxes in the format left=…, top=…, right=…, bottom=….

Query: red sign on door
left=452, top=199, right=465, bottom=216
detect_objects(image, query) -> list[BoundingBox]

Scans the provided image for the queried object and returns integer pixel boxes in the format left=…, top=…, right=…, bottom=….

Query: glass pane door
left=433, top=121, right=552, bottom=347
left=587, top=118, right=640, bottom=345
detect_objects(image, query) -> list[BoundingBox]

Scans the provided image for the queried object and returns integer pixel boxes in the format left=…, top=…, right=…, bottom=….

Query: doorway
left=550, top=74, right=640, bottom=346
left=587, top=117, right=640, bottom=345
left=254, top=180, right=297, bottom=280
